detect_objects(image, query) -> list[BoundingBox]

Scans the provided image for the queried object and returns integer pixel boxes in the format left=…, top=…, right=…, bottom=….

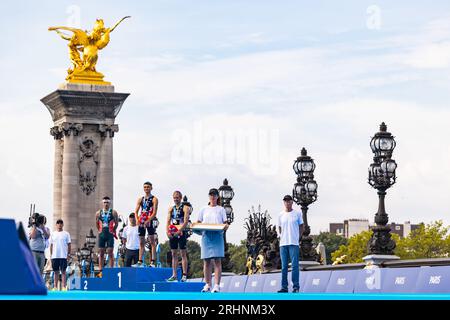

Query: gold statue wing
left=48, top=26, right=89, bottom=45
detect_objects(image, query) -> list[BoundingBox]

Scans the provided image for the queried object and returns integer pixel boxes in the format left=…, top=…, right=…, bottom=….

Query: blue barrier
left=0, top=219, right=47, bottom=295
left=244, top=274, right=267, bottom=293
left=326, top=269, right=359, bottom=293
left=213, top=276, right=231, bottom=292
left=227, top=275, right=248, bottom=292
left=354, top=268, right=385, bottom=293
left=262, top=273, right=281, bottom=293
left=188, top=278, right=204, bottom=282
left=287, top=271, right=307, bottom=291
left=382, top=267, right=421, bottom=293
left=302, top=271, right=332, bottom=293
left=415, top=266, right=450, bottom=293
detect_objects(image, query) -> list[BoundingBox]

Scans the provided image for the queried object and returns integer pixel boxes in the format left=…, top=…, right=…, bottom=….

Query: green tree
left=331, top=221, right=450, bottom=263
left=395, top=221, right=449, bottom=259
left=330, top=230, right=400, bottom=264
left=313, top=232, right=348, bottom=264
left=228, top=240, right=248, bottom=275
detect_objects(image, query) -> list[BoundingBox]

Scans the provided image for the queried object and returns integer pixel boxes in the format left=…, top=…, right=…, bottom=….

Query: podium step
left=76, top=268, right=187, bottom=291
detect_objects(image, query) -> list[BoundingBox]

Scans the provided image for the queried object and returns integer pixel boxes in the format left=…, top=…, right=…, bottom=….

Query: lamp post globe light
left=292, top=147, right=319, bottom=262
left=219, top=178, right=235, bottom=224
left=218, top=178, right=235, bottom=272
left=365, top=122, right=400, bottom=264
left=86, top=229, right=97, bottom=250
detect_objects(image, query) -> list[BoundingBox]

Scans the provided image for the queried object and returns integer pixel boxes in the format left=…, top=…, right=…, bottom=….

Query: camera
left=28, top=212, right=45, bottom=228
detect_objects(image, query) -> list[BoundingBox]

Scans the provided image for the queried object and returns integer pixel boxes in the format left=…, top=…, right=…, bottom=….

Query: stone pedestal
left=299, top=260, right=320, bottom=270
left=41, top=83, right=129, bottom=251
left=362, top=254, right=400, bottom=267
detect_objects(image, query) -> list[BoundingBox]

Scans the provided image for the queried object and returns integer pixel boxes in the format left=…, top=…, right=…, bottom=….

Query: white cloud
left=2, top=10, right=450, bottom=246
left=406, top=42, right=450, bottom=68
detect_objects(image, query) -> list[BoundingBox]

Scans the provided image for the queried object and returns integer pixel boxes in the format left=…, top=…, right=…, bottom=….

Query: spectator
left=277, top=195, right=304, bottom=293
left=123, top=213, right=140, bottom=267
left=197, top=188, right=229, bottom=293
left=29, top=214, right=50, bottom=275
left=49, top=219, right=71, bottom=291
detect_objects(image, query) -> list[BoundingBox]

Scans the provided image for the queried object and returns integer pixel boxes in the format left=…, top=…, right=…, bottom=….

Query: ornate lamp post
left=219, top=179, right=235, bottom=272
left=85, top=229, right=97, bottom=276
left=365, top=122, right=398, bottom=262
left=78, top=243, right=91, bottom=277
left=292, top=148, right=319, bottom=262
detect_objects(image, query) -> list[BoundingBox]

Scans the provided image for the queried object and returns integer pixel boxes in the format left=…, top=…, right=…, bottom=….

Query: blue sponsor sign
left=382, top=267, right=421, bottom=293
left=415, top=266, right=450, bottom=293
left=354, top=268, right=385, bottom=293
left=227, top=275, right=248, bottom=293
left=213, top=276, right=232, bottom=292
left=302, top=270, right=332, bottom=293
left=262, top=273, right=281, bottom=292
left=287, top=271, right=306, bottom=291
left=244, top=274, right=267, bottom=293
left=325, top=269, right=359, bottom=293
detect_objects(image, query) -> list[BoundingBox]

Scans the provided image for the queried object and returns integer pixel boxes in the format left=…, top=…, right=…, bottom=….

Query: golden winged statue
left=49, top=16, right=130, bottom=85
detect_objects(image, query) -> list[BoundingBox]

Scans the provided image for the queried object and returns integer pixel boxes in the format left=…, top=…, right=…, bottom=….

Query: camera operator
left=28, top=213, right=50, bottom=275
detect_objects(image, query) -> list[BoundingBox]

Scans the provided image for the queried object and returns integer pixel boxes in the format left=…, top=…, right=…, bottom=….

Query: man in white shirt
left=122, top=213, right=140, bottom=267
left=277, top=195, right=304, bottom=293
left=49, top=219, right=71, bottom=290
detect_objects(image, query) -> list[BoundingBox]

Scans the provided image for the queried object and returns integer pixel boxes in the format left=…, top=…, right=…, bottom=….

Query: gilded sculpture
left=49, top=16, right=130, bottom=85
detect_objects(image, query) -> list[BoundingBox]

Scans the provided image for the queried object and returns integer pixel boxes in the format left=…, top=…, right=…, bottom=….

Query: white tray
left=190, top=222, right=226, bottom=231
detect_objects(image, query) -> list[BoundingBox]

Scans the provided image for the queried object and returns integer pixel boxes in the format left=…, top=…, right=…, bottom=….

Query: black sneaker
left=277, top=288, right=288, bottom=293
left=293, top=288, right=299, bottom=293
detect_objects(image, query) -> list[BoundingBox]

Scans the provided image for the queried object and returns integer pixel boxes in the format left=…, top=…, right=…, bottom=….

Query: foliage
left=312, top=232, right=348, bottom=264
left=395, top=221, right=450, bottom=259
left=228, top=240, right=248, bottom=275
left=331, top=221, right=450, bottom=263
left=331, top=230, right=373, bottom=264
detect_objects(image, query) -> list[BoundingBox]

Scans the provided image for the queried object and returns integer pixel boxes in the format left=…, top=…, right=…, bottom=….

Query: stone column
left=50, top=126, right=63, bottom=223
left=61, top=123, right=83, bottom=251
left=41, top=85, right=129, bottom=251
left=97, top=125, right=119, bottom=205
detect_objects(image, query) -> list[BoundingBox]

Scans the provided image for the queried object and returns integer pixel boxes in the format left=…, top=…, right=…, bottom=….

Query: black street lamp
left=85, top=229, right=97, bottom=276
left=219, top=178, right=235, bottom=272
left=219, top=178, right=235, bottom=224
left=76, top=243, right=91, bottom=277
left=292, top=147, right=319, bottom=262
left=367, top=122, right=398, bottom=255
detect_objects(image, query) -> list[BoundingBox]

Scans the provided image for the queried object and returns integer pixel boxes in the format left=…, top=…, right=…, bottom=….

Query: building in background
left=344, top=219, right=370, bottom=238
left=329, top=219, right=421, bottom=239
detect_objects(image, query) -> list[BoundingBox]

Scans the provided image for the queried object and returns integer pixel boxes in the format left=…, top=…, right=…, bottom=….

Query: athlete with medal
left=133, top=181, right=159, bottom=267
left=166, top=191, right=191, bottom=282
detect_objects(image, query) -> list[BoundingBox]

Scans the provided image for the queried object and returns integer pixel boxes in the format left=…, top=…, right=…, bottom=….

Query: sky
left=1, top=1, right=450, bottom=245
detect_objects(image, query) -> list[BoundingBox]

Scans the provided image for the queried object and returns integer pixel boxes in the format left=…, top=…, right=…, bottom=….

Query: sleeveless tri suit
left=168, top=204, right=188, bottom=250
left=138, top=195, right=158, bottom=237
left=97, top=208, right=117, bottom=248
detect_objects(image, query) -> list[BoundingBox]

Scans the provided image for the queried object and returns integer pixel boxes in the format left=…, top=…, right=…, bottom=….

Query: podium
left=75, top=267, right=205, bottom=292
